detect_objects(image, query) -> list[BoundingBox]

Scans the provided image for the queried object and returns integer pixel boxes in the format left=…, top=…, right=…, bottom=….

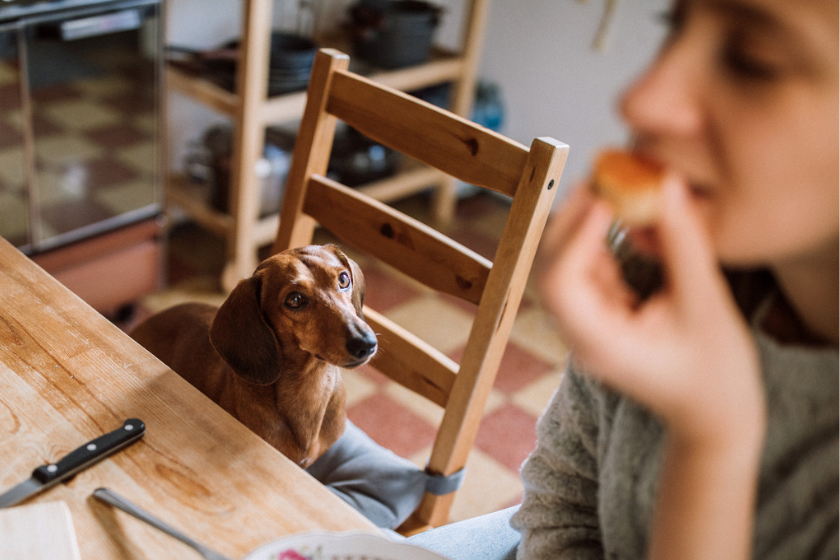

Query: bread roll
left=592, top=149, right=665, bottom=226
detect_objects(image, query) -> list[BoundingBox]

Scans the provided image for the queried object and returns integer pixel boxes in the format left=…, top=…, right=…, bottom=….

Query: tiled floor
left=130, top=191, right=570, bottom=525
left=0, top=36, right=157, bottom=248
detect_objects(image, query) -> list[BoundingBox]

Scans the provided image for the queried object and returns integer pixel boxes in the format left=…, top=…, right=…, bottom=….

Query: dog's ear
left=209, top=276, right=282, bottom=385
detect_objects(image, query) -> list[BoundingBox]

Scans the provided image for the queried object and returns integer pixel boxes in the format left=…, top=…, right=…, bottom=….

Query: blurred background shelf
left=163, top=0, right=490, bottom=290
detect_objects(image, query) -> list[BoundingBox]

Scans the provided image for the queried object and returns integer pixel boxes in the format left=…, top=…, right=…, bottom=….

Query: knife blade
left=0, top=418, right=145, bottom=508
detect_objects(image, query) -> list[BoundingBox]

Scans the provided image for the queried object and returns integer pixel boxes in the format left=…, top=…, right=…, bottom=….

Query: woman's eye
left=658, top=4, right=685, bottom=37
left=722, top=45, right=780, bottom=82
left=338, top=272, right=351, bottom=291
left=721, top=25, right=784, bottom=83
left=657, top=0, right=688, bottom=46
left=285, top=292, right=307, bottom=309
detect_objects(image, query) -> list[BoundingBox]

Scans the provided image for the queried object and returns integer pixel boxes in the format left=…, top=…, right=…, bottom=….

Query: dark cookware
left=166, top=32, right=317, bottom=96
left=270, top=124, right=402, bottom=187
left=185, top=122, right=400, bottom=218
left=348, top=0, right=442, bottom=69
left=184, top=124, right=290, bottom=218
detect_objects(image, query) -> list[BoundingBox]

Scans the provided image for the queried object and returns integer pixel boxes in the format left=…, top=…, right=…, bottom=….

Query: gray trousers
left=406, top=506, right=520, bottom=560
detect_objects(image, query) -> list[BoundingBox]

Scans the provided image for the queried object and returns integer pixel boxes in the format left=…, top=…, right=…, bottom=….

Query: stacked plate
left=242, top=532, right=449, bottom=560
left=266, top=33, right=318, bottom=95
left=171, top=32, right=318, bottom=97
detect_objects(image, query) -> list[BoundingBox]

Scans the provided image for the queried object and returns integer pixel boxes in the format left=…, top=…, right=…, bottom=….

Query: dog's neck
left=227, top=356, right=346, bottom=468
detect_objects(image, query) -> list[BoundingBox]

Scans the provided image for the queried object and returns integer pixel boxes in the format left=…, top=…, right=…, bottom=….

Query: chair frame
left=272, top=48, right=568, bottom=533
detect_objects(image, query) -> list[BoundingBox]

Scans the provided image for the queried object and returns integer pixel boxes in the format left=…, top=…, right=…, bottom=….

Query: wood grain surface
left=0, top=237, right=375, bottom=559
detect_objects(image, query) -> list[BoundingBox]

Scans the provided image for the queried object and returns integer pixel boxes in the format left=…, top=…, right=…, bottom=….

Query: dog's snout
left=347, top=330, right=377, bottom=361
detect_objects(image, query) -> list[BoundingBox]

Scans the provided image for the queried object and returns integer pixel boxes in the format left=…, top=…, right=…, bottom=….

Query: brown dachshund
left=130, top=244, right=377, bottom=467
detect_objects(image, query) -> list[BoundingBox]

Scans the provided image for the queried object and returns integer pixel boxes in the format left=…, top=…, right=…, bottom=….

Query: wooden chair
left=272, top=48, right=569, bottom=533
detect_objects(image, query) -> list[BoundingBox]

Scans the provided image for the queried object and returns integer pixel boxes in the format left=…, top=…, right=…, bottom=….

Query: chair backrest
left=272, top=48, right=568, bottom=533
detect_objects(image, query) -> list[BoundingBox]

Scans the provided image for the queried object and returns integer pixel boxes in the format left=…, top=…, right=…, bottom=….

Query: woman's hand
left=538, top=175, right=768, bottom=559
left=537, top=174, right=764, bottom=450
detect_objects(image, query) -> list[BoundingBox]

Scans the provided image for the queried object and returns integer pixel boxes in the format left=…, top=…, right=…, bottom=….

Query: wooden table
left=0, top=237, right=376, bottom=559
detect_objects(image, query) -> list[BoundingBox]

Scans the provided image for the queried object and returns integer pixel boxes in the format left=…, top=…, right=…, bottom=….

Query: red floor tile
left=492, top=343, right=554, bottom=394
left=359, top=263, right=422, bottom=312
left=353, top=363, right=391, bottom=385
left=82, top=157, right=141, bottom=188
left=347, top=392, right=437, bottom=459
left=448, top=342, right=552, bottom=395
left=474, top=403, right=539, bottom=472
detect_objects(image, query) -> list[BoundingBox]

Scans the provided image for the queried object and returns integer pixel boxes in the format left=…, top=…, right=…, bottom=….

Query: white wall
left=477, top=0, right=669, bottom=195
left=164, top=0, right=356, bottom=169
left=165, top=0, right=241, bottom=170
left=165, top=0, right=670, bottom=198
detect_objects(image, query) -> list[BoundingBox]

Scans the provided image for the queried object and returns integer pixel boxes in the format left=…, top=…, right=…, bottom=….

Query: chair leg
left=398, top=491, right=457, bottom=535
left=432, top=175, right=458, bottom=225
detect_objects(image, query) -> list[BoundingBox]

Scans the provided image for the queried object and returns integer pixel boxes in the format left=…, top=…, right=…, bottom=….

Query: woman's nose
left=619, top=43, right=704, bottom=139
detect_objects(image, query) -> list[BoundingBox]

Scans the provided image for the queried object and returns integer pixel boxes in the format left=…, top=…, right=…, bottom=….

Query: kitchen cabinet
left=164, top=0, right=490, bottom=289
left=0, top=0, right=165, bottom=314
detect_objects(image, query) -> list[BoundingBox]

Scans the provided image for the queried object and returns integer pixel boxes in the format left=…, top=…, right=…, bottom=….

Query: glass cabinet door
left=22, top=1, right=160, bottom=251
left=0, top=25, right=31, bottom=251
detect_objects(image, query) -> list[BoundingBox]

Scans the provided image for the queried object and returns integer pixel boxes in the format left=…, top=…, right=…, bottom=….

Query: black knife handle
left=32, top=418, right=145, bottom=485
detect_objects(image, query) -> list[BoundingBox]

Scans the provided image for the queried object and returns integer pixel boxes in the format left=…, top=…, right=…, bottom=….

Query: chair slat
left=427, top=138, right=568, bottom=476
left=304, top=175, right=491, bottom=305
left=272, top=49, right=570, bottom=531
left=327, top=69, right=529, bottom=198
left=362, top=308, right=457, bottom=408
left=273, top=51, right=350, bottom=252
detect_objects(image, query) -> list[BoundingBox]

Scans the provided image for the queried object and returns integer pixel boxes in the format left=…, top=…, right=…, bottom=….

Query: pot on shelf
left=348, top=0, right=442, bottom=69
left=166, top=31, right=318, bottom=96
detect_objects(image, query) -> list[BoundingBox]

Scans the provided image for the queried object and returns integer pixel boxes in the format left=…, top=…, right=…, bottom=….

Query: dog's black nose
left=347, top=331, right=377, bottom=360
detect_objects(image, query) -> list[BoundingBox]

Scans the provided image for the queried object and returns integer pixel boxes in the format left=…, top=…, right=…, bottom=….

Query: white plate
left=242, top=531, right=450, bottom=560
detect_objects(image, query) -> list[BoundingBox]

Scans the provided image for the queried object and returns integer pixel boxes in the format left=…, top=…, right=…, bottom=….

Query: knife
left=0, top=418, right=145, bottom=508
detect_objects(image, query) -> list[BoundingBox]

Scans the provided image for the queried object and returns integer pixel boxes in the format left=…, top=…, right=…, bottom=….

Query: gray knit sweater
left=511, top=312, right=839, bottom=559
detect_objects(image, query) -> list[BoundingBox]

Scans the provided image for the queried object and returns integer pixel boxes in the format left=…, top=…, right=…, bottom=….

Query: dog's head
left=209, top=245, right=377, bottom=385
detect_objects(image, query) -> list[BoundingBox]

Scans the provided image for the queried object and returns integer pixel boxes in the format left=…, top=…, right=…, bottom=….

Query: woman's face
left=620, top=0, right=838, bottom=270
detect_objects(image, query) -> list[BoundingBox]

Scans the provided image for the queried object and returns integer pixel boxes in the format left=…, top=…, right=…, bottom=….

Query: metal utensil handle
left=93, top=488, right=232, bottom=560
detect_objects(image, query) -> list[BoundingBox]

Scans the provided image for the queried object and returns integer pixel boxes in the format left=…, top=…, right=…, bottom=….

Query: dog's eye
left=284, top=292, right=307, bottom=309
left=338, top=271, right=351, bottom=291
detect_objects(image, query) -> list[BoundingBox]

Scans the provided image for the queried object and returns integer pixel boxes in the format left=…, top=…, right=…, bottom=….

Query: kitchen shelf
left=166, top=174, right=280, bottom=246
left=164, top=0, right=490, bottom=290
left=167, top=54, right=466, bottom=127
left=165, top=175, right=233, bottom=237
left=167, top=158, right=442, bottom=243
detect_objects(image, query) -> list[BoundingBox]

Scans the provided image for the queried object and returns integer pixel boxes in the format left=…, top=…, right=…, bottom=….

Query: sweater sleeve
left=511, top=363, right=604, bottom=560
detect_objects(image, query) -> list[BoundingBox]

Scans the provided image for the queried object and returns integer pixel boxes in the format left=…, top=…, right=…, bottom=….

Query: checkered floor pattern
left=0, top=44, right=156, bottom=248
left=130, top=192, right=570, bottom=525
